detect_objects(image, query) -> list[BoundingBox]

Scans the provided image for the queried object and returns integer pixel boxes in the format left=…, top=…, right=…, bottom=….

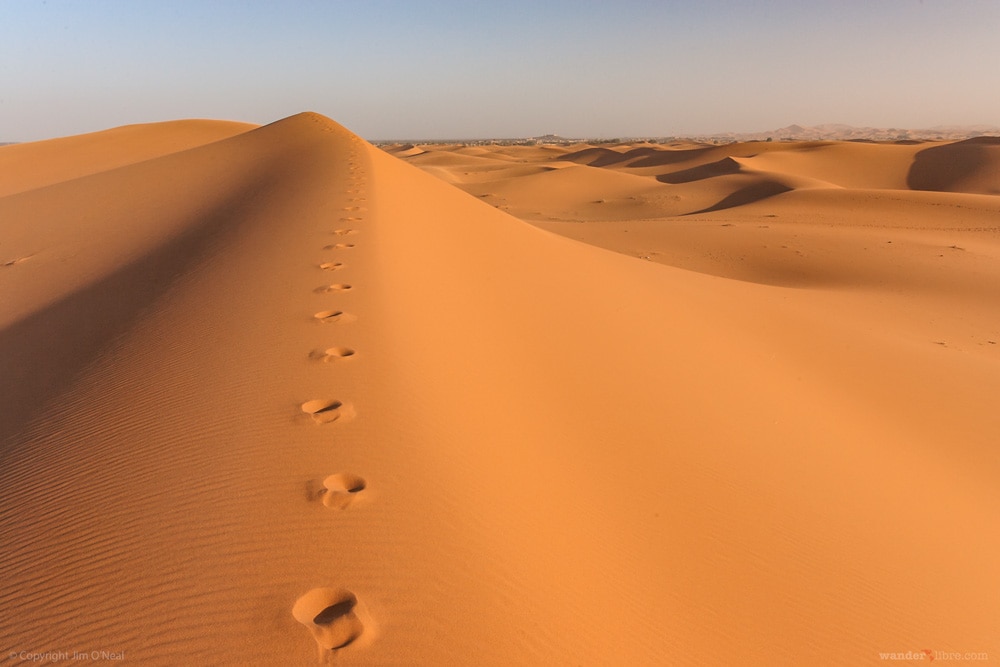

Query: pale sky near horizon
left=1, top=0, right=998, bottom=142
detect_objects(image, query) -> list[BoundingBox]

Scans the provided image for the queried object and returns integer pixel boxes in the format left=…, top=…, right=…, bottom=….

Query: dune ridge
left=2, top=114, right=998, bottom=665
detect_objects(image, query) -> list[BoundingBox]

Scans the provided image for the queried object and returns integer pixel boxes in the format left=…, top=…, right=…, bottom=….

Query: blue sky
left=1, top=0, right=998, bottom=141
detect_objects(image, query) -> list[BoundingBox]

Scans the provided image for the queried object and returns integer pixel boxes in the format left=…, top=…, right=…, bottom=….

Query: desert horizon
left=364, top=122, right=1000, bottom=147
left=1, top=110, right=998, bottom=665
left=10, top=119, right=997, bottom=149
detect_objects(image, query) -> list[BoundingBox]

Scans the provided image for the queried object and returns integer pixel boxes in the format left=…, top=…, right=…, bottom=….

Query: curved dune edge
left=0, top=119, right=258, bottom=197
left=1, top=113, right=998, bottom=665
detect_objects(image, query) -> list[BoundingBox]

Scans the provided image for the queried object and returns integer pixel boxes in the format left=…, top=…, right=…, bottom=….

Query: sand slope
left=0, top=119, right=256, bottom=197
left=2, top=116, right=999, bottom=665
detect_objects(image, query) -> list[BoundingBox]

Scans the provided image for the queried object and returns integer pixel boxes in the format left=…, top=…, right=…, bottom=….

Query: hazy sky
left=2, top=0, right=998, bottom=141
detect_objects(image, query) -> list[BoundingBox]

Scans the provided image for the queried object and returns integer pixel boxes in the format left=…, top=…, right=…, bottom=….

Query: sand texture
left=2, top=114, right=999, bottom=665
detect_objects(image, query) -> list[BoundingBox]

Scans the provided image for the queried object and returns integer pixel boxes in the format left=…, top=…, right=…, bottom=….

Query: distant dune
left=0, top=119, right=255, bottom=197
left=398, top=137, right=1000, bottom=280
left=2, top=113, right=998, bottom=665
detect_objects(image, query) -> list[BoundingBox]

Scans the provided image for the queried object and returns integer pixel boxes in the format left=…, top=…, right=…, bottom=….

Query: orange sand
left=1, top=114, right=998, bottom=665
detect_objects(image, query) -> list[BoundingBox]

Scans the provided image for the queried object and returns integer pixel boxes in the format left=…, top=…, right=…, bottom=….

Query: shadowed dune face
left=557, top=145, right=666, bottom=168
left=688, top=179, right=793, bottom=214
left=655, top=156, right=742, bottom=184
left=908, top=137, right=1000, bottom=194
left=555, top=146, right=624, bottom=166
left=0, top=124, right=267, bottom=447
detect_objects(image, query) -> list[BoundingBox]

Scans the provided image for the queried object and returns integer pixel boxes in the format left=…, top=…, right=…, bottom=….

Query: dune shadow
left=629, top=146, right=714, bottom=168
left=591, top=146, right=661, bottom=167
left=557, top=147, right=620, bottom=166
left=686, top=180, right=793, bottom=215
left=559, top=145, right=700, bottom=169
left=907, top=136, right=1000, bottom=193
left=559, top=145, right=722, bottom=170
left=657, top=157, right=741, bottom=184
left=0, top=178, right=268, bottom=455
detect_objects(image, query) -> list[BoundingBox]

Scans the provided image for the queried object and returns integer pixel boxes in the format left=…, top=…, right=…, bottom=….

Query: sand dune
left=908, top=137, right=1000, bottom=194
left=0, top=119, right=255, bottom=197
left=2, top=114, right=999, bottom=665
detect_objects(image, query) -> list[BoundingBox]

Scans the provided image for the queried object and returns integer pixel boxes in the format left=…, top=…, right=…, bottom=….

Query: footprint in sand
left=313, top=310, right=344, bottom=323
left=324, top=243, right=355, bottom=251
left=315, top=472, right=366, bottom=509
left=300, top=399, right=351, bottom=424
left=318, top=261, right=344, bottom=271
left=2, top=256, right=32, bottom=267
left=313, top=283, right=353, bottom=294
left=309, top=346, right=356, bottom=363
left=332, top=229, right=358, bottom=236
left=293, top=588, right=364, bottom=659
left=313, top=310, right=355, bottom=324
